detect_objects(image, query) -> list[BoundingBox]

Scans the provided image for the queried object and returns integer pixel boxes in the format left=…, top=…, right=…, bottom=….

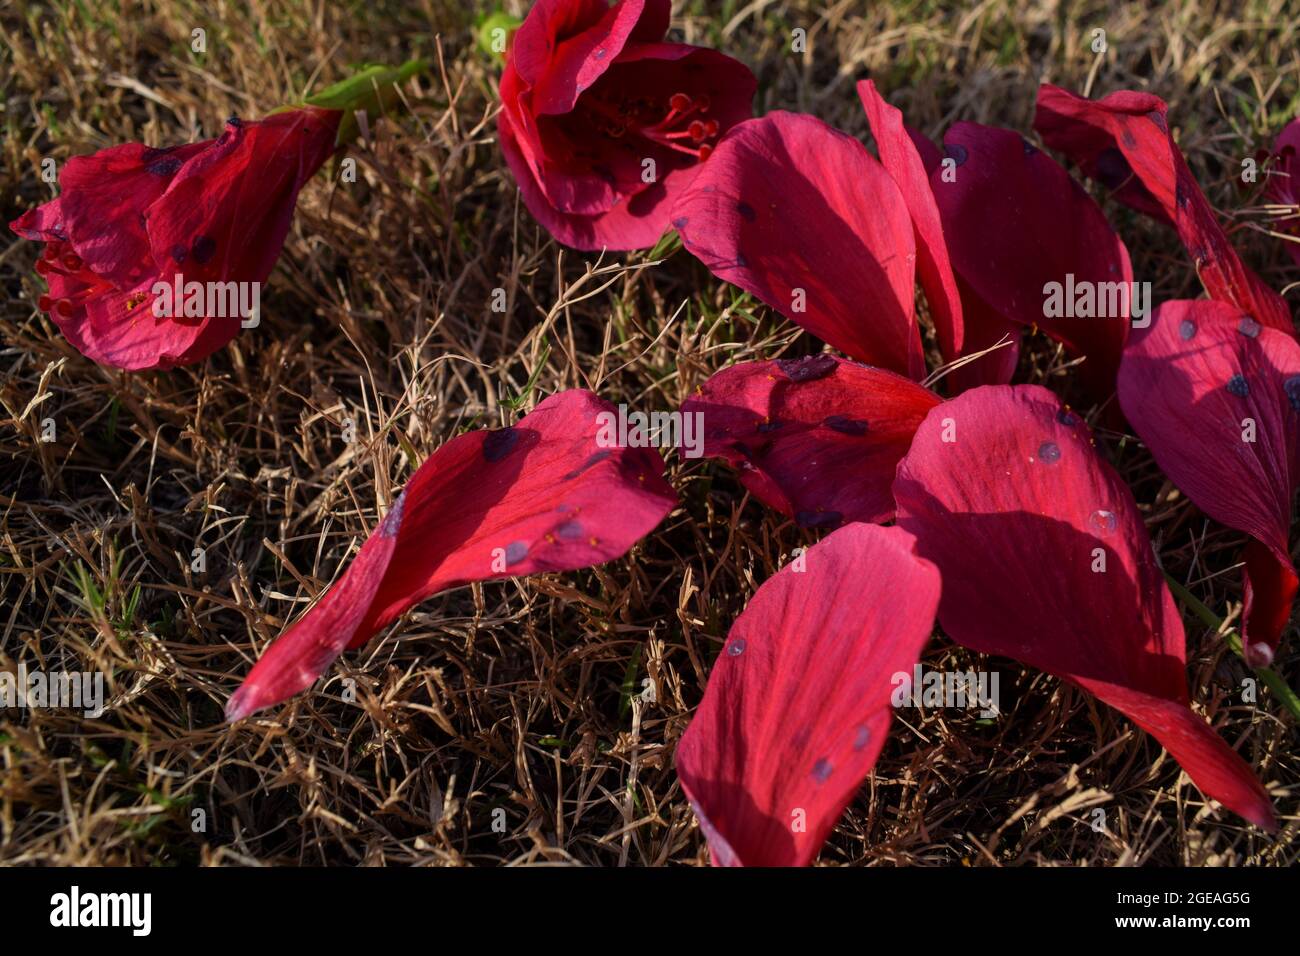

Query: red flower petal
left=55, top=141, right=209, bottom=286
left=893, top=384, right=1275, bottom=829
left=675, top=523, right=941, bottom=866
left=858, top=81, right=965, bottom=370
left=682, top=355, right=939, bottom=526
left=672, top=111, right=924, bottom=379
left=1035, top=85, right=1292, bottom=333
left=226, top=389, right=676, bottom=720
left=1266, top=118, right=1300, bottom=269
left=146, top=109, right=339, bottom=290
left=510, top=0, right=665, bottom=112
left=1118, top=299, right=1299, bottom=668
left=929, top=122, right=1133, bottom=403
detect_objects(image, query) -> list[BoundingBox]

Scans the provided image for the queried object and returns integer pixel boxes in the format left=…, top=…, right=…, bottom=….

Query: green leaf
left=618, top=645, right=643, bottom=720
left=477, top=11, right=522, bottom=63
left=304, top=59, right=427, bottom=145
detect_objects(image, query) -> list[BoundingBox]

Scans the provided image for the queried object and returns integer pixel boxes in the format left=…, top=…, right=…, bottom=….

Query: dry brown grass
left=0, top=0, right=1296, bottom=866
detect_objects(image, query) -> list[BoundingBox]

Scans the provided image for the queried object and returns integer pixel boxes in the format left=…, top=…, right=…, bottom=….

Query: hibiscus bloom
left=10, top=107, right=340, bottom=370
left=498, top=0, right=755, bottom=251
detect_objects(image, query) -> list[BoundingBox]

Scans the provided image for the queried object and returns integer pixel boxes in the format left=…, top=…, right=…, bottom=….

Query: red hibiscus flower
left=10, top=106, right=340, bottom=370
left=498, top=0, right=756, bottom=251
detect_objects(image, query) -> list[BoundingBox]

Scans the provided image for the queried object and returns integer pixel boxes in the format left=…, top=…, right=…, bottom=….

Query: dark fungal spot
left=556, top=519, right=584, bottom=541
left=1056, top=408, right=1080, bottom=427
left=226, top=115, right=243, bottom=127
left=1146, top=111, right=1168, bottom=132
left=823, top=415, right=869, bottom=436
left=1178, top=318, right=1196, bottom=340
left=795, top=510, right=842, bottom=529
left=482, top=426, right=519, bottom=462
left=146, top=157, right=182, bottom=176
left=171, top=244, right=188, bottom=263
left=1285, top=375, right=1300, bottom=412
left=756, top=420, right=783, bottom=433
left=141, top=145, right=176, bottom=162
left=1237, top=317, right=1261, bottom=339
left=671, top=216, right=689, bottom=229
left=1021, top=137, right=1038, bottom=155
left=191, top=235, right=216, bottom=265
left=943, top=142, right=968, bottom=166
left=1096, top=148, right=1131, bottom=190
left=563, top=449, right=612, bottom=480
left=1175, top=180, right=1190, bottom=209
left=1226, top=374, right=1249, bottom=397
left=736, top=201, right=757, bottom=222
left=1037, top=441, right=1061, bottom=463
left=505, top=541, right=528, bottom=565
left=776, top=353, right=837, bottom=382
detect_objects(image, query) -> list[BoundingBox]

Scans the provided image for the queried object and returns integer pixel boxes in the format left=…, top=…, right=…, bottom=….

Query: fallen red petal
left=894, top=384, right=1276, bottom=829
left=671, top=111, right=924, bottom=379
left=682, top=354, right=939, bottom=526
left=929, top=121, right=1133, bottom=404
left=1035, top=84, right=1292, bottom=334
left=1118, top=299, right=1299, bottom=668
left=227, top=389, right=677, bottom=720
left=675, top=523, right=941, bottom=866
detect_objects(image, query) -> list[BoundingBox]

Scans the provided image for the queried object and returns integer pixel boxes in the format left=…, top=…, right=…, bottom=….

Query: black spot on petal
left=1021, top=138, right=1038, bottom=155
left=671, top=216, right=689, bottom=229
left=171, top=244, right=188, bottom=263
left=795, top=510, right=843, bottom=529
left=736, top=201, right=756, bottom=222
left=563, top=449, right=612, bottom=480
left=944, top=142, right=968, bottom=166
left=756, top=420, right=783, bottom=433
left=1237, top=317, right=1262, bottom=339
left=482, top=426, right=519, bottom=462
left=1056, top=408, right=1080, bottom=427
left=823, top=415, right=869, bottom=436
left=1146, top=111, right=1168, bottom=133
left=505, top=540, right=528, bottom=565
left=1226, top=374, right=1250, bottom=397
left=776, top=353, right=837, bottom=382
left=191, top=235, right=216, bottom=265
left=1284, top=375, right=1300, bottom=412
left=556, top=519, right=584, bottom=541
left=1096, top=148, right=1131, bottom=190
left=146, top=157, right=182, bottom=176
